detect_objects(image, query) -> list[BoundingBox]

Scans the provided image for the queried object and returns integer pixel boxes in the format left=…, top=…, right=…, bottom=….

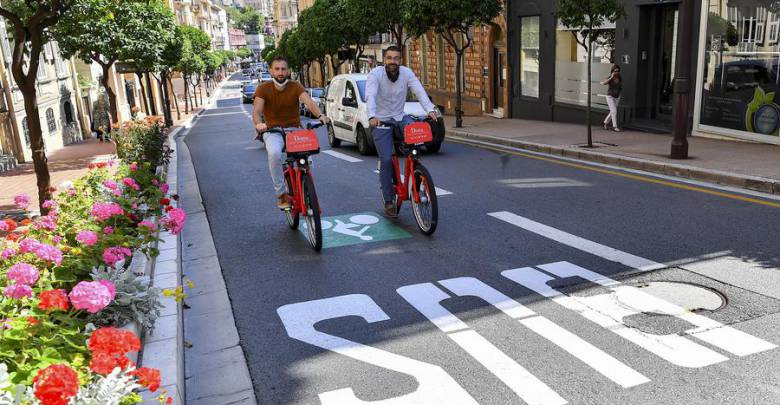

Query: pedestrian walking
left=601, top=64, right=622, bottom=132
left=92, top=93, right=111, bottom=142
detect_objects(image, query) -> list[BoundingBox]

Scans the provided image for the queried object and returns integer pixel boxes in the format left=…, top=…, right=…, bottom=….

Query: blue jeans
left=372, top=115, right=414, bottom=203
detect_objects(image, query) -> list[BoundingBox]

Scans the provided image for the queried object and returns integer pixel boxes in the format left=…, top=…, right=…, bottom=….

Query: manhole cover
left=621, top=281, right=726, bottom=312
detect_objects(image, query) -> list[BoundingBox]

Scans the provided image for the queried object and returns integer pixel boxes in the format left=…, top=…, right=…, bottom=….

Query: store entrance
left=636, top=3, right=679, bottom=131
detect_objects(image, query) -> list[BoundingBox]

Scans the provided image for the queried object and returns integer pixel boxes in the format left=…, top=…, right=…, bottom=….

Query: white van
left=324, top=74, right=445, bottom=155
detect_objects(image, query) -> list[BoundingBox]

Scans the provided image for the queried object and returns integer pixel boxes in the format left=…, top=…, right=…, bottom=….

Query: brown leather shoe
left=384, top=202, right=398, bottom=218
left=277, top=193, right=292, bottom=210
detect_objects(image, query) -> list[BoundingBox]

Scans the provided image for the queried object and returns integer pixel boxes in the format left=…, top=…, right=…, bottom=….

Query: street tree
left=261, top=44, right=276, bottom=64
left=236, top=47, right=253, bottom=59
left=405, top=0, right=503, bottom=128
left=227, top=6, right=264, bottom=33
left=159, top=25, right=184, bottom=125
left=0, top=0, right=79, bottom=209
left=55, top=0, right=162, bottom=123
left=341, top=0, right=384, bottom=69
left=558, top=0, right=624, bottom=147
left=178, top=26, right=210, bottom=108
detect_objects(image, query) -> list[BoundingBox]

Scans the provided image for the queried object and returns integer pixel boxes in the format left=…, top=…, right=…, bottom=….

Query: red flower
left=164, top=206, right=174, bottom=212
left=130, top=367, right=161, bottom=392
left=166, top=397, right=173, bottom=405
left=159, top=198, right=170, bottom=206
left=27, top=316, right=40, bottom=326
left=2, top=218, right=17, bottom=232
left=88, top=163, right=95, bottom=169
left=20, top=219, right=32, bottom=226
left=89, top=351, right=118, bottom=375
left=48, top=186, right=57, bottom=193
left=172, top=194, right=180, bottom=201
left=6, top=233, right=19, bottom=241
left=88, top=327, right=141, bottom=357
left=34, top=364, right=80, bottom=405
left=38, top=289, right=69, bottom=312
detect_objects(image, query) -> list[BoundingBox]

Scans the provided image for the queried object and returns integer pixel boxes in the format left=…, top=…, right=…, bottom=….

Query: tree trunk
left=100, top=64, right=119, bottom=124
left=160, top=73, right=173, bottom=126
left=146, top=73, right=157, bottom=116
left=586, top=41, right=593, bottom=148
left=455, top=49, right=464, bottom=128
left=318, top=59, right=326, bottom=87
left=198, top=77, right=204, bottom=105
left=19, top=82, right=52, bottom=210
left=169, top=75, right=181, bottom=120
left=183, top=75, right=190, bottom=114
left=136, top=72, right=150, bottom=116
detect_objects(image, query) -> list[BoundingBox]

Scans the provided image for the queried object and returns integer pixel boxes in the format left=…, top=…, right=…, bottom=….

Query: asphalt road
left=183, top=77, right=780, bottom=405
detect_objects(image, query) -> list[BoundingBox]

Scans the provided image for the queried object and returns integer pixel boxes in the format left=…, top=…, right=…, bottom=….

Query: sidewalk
left=444, top=116, right=780, bottom=195
left=0, top=136, right=116, bottom=211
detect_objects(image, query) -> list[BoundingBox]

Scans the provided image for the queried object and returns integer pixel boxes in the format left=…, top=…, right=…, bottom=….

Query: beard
left=385, top=64, right=400, bottom=82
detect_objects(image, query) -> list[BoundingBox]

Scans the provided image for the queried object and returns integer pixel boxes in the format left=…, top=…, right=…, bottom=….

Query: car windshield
left=243, top=85, right=256, bottom=92
left=310, top=89, right=324, bottom=98
left=261, top=73, right=271, bottom=78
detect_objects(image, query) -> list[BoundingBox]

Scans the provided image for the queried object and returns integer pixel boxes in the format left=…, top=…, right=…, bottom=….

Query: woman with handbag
left=601, top=64, right=622, bottom=132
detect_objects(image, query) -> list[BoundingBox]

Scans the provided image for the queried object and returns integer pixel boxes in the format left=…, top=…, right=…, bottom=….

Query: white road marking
left=322, top=150, right=363, bottom=162
left=487, top=211, right=665, bottom=272
left=503, top=262, right=776, bottom=368
left=498, top=177, right=591, bottom=188
left=277, top=294, right=479, bottom=405
left=437, top=277, right=649, bottom=388
left=398, top=283, right=567, bottom=405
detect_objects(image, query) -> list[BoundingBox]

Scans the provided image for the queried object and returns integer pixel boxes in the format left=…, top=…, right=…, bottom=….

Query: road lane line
left=322, top=149, right=363, bottom=162
left=450, top=138, right=780, bottom=208
left=487, top=211, right=665, bottom=271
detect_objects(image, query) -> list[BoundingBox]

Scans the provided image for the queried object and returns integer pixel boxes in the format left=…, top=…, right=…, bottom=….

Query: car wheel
left=356, top=126, right=375, bottom=155
left=327, top=124, right=341, bottom=147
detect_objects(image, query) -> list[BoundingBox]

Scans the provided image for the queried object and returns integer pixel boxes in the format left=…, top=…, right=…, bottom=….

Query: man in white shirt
left=366, top=46, right=437, bottom=217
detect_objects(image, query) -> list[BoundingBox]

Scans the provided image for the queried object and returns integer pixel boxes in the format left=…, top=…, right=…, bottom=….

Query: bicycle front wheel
left=410, top=164, right=438, bottom=235
left=302, top=173, right=323, bottom=251
left=284, top=173, right=299, bottom=229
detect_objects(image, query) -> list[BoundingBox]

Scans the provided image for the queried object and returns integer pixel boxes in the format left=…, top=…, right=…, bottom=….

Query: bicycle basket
left=404, top=122, right=433, bottom=144
left=286, top=129, right=320, bottom=154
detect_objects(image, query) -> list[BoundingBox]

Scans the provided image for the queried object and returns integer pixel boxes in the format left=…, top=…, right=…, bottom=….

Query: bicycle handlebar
left=306, top=122, right=325, bottom=130
left=376, top=116, right=428, bottom=129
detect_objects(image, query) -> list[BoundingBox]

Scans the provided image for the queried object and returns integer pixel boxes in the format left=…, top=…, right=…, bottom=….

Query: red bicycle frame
left=284, top=163, right=319, bottom=217
left=391, top=154, right=423, bottom=204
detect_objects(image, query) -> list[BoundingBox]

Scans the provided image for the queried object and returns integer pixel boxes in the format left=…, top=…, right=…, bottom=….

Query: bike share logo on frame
left=287, top=130, right=320, bottom=153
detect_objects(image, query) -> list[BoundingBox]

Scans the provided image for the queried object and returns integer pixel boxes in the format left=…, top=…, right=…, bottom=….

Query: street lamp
left=670, top=0, right=694, bottom=159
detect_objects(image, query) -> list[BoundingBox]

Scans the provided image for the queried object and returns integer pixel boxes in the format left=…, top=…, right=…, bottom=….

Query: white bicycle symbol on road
left=320, top=214, right=380, bottom=241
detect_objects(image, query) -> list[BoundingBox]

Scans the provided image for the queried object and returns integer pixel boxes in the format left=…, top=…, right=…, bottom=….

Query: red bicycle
left=376, top=118, right=438, bottom=235
left=265, top=123, right=325, bottom=251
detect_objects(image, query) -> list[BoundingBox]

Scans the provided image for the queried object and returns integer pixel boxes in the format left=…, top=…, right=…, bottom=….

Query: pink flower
left=1, top=248, right=17, bottom=259
left=0, top=221, right=7, bottom=232
left=68, top=189, right=77, bottom=197
left=7, top=263, right=39, bottom=285
left=122, top=178, right=140, bottom=191
left=152, top=179, right=159, bottom=186
left=33, top=216, right=57, bottom=231
left=103, top=226, right=114, bottom=235
left=69, top=281, right=114, bottom=313
left=52, top=236, right=63, bottom=244
left=4, top=283, right=33, bottom=300
left=129, top=162, right=139, bottom=171
left=2, top=319, right=12, bottom=329
left=76, top=231, right=98, bottom=246
left=102, top=246, right=132, bottom=267
left=18, top=238, right=42, bottom=254
left=14, top=193, right=30, bottom=210
left=138, top=220, right=157, bottom=232
left=103, top=180, right=118, bottom=190
left=41, top=200, right=57, bottom=209
left=91, top=203, right=124, bottom=221
left=113, top=189, right=123, bottom=197
left=98, top=280, right=117, bottom=301
left=34, top=243, right=63, bottom=265
left=161, top=208, right=186, bottom=235
left=160, top=183, right=169, bottom=194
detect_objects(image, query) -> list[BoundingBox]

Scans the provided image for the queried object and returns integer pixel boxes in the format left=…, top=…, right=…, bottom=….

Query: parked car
left=242, top=82, right=258, bottom=104
left=324, top=74, right=445, bottom=155
left=300, top=88, right=325, bottom=117
left=259, top=72, right=272, bottom=82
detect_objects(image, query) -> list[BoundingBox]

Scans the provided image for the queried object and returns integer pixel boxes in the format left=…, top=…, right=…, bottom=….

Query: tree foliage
left=227, top=6, right=264, bottom=34
left=236, top=47, right=253, bottom=59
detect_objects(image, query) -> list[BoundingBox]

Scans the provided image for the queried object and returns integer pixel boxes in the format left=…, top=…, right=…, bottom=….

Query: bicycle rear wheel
left=410, top=163, right=438, bottom=235
left=301, top=173, right=323, bottom=251
left=284, top=173, right=299, bottom=229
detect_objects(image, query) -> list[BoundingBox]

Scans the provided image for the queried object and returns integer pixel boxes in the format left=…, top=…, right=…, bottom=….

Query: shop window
left=436, top=35, right=446, bottom=89
left=699, top=0, right=780, bottom=141
left=46, top=108, right=56, bottom=134
left=520, top=16, right=540, bottom=98
left=554, top=21, right=615, bottom=108
left=419, top=36, right=429, bottom=85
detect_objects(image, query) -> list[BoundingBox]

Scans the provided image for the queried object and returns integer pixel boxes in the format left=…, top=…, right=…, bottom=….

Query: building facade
left=405, top=13, right=509, bottom=118
left=273, top=0, right=299, bottom=43
left=0, top=19, right=89, bottom=164
left=506, top=0, right=779, bottom=145
left=230, top=28, right=248, bottom=49
left=246, top=33, right=266, bottom=57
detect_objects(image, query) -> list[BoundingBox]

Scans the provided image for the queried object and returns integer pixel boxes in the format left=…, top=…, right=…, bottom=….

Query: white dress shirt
left=366, top=66, right=436, bottom=121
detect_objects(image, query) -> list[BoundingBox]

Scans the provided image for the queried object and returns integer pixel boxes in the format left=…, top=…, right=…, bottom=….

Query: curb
left=447, top=130, right=780, bottom=196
